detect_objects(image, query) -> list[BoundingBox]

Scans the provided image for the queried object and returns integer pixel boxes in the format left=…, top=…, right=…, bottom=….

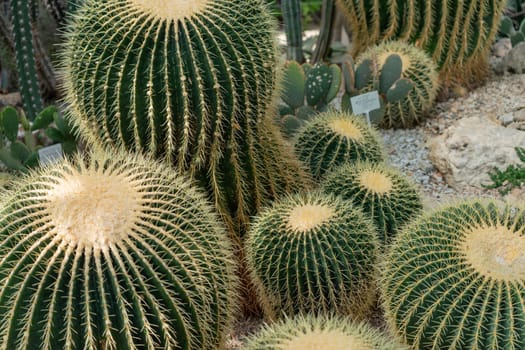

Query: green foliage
left=246, top=191, right=378, bottom=319
left=277, top=61, right=341, bottom=136
left=294, top=110, right=385, bottom=179
left=337, top=0, right=508, bottom=89
left=243, top=314, right=408, bottom=349
left=0, top=105, right=77, bottom=171
left=322, top=161, right=422, bottom=244
left=499, top=14, right=525, bottom=46
left=62, top=0, right=309, bottom=234
left=0, top=149, right=237, bottom=349
left=382, top=200, right=525, bottom=349
left=352, top=41, right=439, bottom=128
left=483, top=146, right=525, bottom=194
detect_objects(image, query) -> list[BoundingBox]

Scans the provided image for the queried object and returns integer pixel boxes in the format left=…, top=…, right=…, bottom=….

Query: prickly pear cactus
left=294, top=110, right=385, bottom=179
left=0, top=150, right=237, bottom=349
left=246, top=191, right=378, bottom=319
left=243, top=314, right=408, bottom=350
left=322, top=162, right=422, bottom=244
left=61, top=0, right=307, bottom=233
left=382, top=200, right=525, bottom=349
left=356, top=41, right=439, bottom=128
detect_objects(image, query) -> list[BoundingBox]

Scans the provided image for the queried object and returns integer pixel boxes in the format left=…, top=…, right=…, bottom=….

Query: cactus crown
left=287, top=203, right=335, bottom=232
left=328, top=117, right=364, bottom=140
left=129, top=0, right=209, bottom=20
left=359, top=170, right=393, bottom=194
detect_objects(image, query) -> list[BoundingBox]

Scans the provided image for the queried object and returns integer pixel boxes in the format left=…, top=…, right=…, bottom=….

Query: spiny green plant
left=499, top=14, right=525, bottom=46
left=336, top=0, right=508, bottom=90
left=0, top=149, right=237, bottom=349
left=246, top=191, right=378, bottom=319
left=294, top=110, right=385, bottom=179
left=483, top=146, right=525, bottom=194
left=354, top=41, right=439, bottom=128
left=322, top=161, right=422, bottom=244
left=242, top=314, right=408, bottom=350
left=61, top=0, right=309, bottom=234
left=382, top=200, right=525, bottom=349
left=278, top=61, right=341, bottom=136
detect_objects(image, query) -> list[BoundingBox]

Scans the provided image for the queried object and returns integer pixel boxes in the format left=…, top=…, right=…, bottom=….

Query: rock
left=0, top=92, right=22, bottom=107
left=514, top=108, right=525, bottom=122
left=503, top=42, right=525, bottom=74
left=498, top=112, right=515, bottom=126
left=428, top=116, right=525, bottom=189
left=493, top=38, right=512, bottom=58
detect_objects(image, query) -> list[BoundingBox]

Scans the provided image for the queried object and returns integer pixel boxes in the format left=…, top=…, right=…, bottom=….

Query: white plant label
left=39, top=143, right=63, bottom=166
left=350, top=90, right=381, bottom=126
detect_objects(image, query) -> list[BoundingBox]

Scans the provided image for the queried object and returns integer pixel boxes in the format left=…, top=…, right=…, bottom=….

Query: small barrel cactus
left=382, top=200, right=525, bottom=349
left=246, top=191, right=378, bottom=319
left=356, top=41, right=439, bottom=128
left=243, top=314, right=408, bottom=349
left=0, top=150, right=237, bottom=349
left=61, top=0, right=307, bottom=233
left=322, top=162, right=423, bottom=244
left=294, top=110, right=385, bottom=179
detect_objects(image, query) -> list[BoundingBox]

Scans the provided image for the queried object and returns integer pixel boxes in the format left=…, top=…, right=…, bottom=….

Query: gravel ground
left=225, top=71, right=525, bottom=349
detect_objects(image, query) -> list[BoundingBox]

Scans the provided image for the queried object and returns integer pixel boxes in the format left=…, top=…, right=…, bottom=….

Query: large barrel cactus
left=61, top=0, right=308, bottom=233
left=322, top=161, right=422, bottom=244
left=294, top=110, right=385, bottom=179
left=0, top=150, right=237, bottom=349
left=243, top=314, right=408, bottom=350
left=337, top=0, right=507, bottom=90
left=246, top=191, right=378, bottom=319
left=356, top=41, right=439, bottom=128
left=382, top=200, right=525, bottom=349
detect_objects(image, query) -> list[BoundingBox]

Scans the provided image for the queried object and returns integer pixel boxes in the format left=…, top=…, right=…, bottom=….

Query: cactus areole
left=0, top=151, right=237, bottom=349
left=61, top=0, right=307, bottom=234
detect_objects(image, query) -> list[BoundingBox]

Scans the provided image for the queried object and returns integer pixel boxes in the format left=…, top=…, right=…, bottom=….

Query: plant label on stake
left=350, top=91, right=381, bottom=126
left=38, top=143, right=63, bottom=166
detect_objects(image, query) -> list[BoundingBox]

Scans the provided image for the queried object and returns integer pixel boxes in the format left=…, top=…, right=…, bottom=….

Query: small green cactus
left=355, top=41, right=439, bottom=128
left=499, top=15, right=525, bottom=46
left=294, top=110, right=385, bottom=179
left=62, top=0, right=308, bottom=234
left=242, top=314, right=408, bottom=350
left=278, top=61, right=341, bottom=136
left=246, top=191, right=378, bottom=319
left=0, top=149, right=237, bottom=349
left=382, top=200, right=525, bottom=349
left=322, top=161, right=423, bottom=244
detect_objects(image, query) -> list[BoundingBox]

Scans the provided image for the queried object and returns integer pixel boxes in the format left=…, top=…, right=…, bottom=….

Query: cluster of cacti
left=0, top=149, right=237, bottom=349
left=336, top=0, right=507, bottom=89
left=294, top=110, right=385, bottom=179
left=353, top=41, right=439, bottom=128
left=500, top=15, right=525, bottom=46
left=61, top=0, right=309, bottom=234
left=382, top=200, right=525, bottom=349
left=322, top=161, right=422, bottom=244
left=278, top=61, right=341, bottom=136
left=243, top=314, right=408, bottom=350
left=0, top=105, right=77, bottom=171
left=246, top=191, right=378, bottom=319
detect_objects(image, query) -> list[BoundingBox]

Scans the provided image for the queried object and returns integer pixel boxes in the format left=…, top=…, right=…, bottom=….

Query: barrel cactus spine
left=356, top=41, right=439, bottom=128
left=294, top=110, right=385, bottom=179
left=246, top=191, right=379, bottom=319
left=0, top=149, right=237, bottom=349
left=322, top=161, right=423, bottom=244
left=382, top=200, right=525, bottom=349
left=243, top=314, right=408, bottom=350
left=61, top=0, right=306, bottom=234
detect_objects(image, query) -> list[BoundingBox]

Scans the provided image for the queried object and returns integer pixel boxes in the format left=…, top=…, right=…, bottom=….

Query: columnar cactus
left=246, top=192, right=378, bottom=319
left=0, top=150, right=237, bottom=349
left=356, top=41, right=439, bottom=128
left=322, top=162, right=422, bottom=244
left=382, top=200, right=525, bottom=349
left=243, top=314, right=408, bottom=350
left=61, top=0, right=307, bottom=233
left=337, top=0, right=507, bottom=90
left=294, top=110, right=385, bottom=179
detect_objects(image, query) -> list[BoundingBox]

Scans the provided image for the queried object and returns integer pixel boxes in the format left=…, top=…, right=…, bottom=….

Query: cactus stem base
left=128, top=0, right=209, bottom=21
left=284, top=328, right=371, bottom=350
left=328, top=118, right=363, bottom=140
left=44, top=170, right=140, bottom=249
left=287, top=204, right=335, bottom=233
left=462, top=225, right=525, bottom=281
